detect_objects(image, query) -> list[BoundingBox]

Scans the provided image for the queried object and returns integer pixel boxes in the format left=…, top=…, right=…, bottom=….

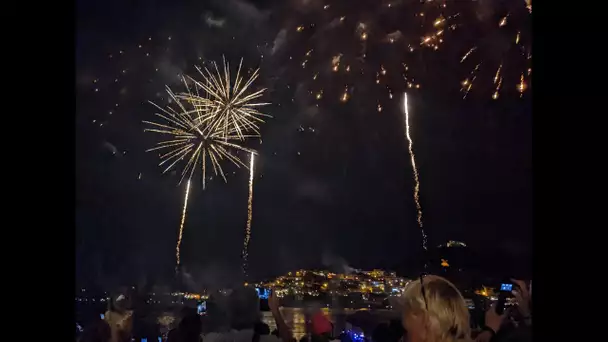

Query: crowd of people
left=77, top=276, right=532, bottom=342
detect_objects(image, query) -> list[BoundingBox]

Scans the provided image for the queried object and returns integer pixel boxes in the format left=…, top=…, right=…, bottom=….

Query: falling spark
left=331, top=54, right=342, bottom=72
left=461, top=64, right=480, bottom=98
left=515, top=31, right=521, bottom=44
left=340, top=88, right=349, bottom=102
left=499, top=14, right=509, bottom=27
left=403, top=93, right=428, bottom=258
left=517, top=74, right=527, bottom=96
left=460, top=47, right=477, bottom=63
left=494, top=64, right=503, bottom=84
left=175, top=180, right=191, bottom=271
left=492, top=64, right=503, bottom=99
left=242, top=153, right=255, bottom=277
left=492, top=76, right=503, bottom=99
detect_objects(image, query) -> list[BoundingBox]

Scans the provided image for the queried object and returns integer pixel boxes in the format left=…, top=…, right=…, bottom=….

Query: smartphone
left=499, top=283, right=513, bottom=292
left=100, top=313, right=105, bottom=320
left=255, top=288, right=269, bottom=299
left=495, top=283, right=512, bottom=315
left=197, top=301, right=207, bottom=315
left=141, top=339, right=147, bottom=342
left=345, top=329, right=365, bottom=342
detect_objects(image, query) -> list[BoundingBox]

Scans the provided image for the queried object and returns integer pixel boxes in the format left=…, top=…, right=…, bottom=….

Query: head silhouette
left=401, top=275, right=471, bottom=342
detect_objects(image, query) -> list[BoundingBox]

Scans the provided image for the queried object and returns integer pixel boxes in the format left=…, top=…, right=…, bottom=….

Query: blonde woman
left=104, top=294, right=133, bottom=342
left=401, top=275, right=472, bottom=342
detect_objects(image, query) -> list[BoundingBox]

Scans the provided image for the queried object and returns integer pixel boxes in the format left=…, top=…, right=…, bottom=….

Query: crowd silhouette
left=77, top=276, right=532, bottom=342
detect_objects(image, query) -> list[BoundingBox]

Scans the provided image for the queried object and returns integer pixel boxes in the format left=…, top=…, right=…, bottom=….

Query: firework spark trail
left=403, top=93, right=428, bottom=261
left=242, top=153, right=255, bottom=277
left=176, top=179, right=192, bottom=272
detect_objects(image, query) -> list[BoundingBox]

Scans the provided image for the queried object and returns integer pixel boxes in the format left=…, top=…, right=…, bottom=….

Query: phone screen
left=500, top=283, right=513, bottom=292
left=255, top=288, right=269, bottom=299
left=345, top=330, right=365, bottom=342
left=197, top=301, right=207, bottom=315
left=100, top=313, right=105, bottom=320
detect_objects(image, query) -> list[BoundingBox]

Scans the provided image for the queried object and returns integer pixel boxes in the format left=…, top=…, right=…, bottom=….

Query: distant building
left=262, top=268, right=409, bottom=298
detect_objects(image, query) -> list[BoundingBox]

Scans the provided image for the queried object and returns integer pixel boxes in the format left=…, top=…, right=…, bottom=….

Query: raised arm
left=269, top=291, right=295, bottom=342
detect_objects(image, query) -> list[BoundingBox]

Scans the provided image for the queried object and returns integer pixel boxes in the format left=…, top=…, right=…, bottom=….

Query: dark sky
left=76, top=0, right=531, bottom=287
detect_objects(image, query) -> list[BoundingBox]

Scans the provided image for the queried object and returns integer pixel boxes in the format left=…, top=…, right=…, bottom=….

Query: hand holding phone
left=485, top=303, right=508, bottom=334
left=495, top=283, right=513, bottom=315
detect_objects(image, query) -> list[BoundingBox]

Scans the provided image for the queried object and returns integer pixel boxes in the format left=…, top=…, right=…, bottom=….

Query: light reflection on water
left=261, top=308, right=356, bottom=341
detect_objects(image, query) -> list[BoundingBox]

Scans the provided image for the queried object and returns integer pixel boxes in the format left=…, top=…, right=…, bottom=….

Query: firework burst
left=145, top=79, right=259, bottom=270
left=178, top=57, right=271, bottom=140
left=144, top=80, right=257, bottom=189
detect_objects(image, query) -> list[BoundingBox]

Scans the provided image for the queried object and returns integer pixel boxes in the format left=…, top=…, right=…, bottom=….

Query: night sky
left=76, top=0, right=531, bottom=287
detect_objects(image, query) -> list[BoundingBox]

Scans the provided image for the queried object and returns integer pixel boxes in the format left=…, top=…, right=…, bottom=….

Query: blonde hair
left=402, top=275, right=471, bottom=342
